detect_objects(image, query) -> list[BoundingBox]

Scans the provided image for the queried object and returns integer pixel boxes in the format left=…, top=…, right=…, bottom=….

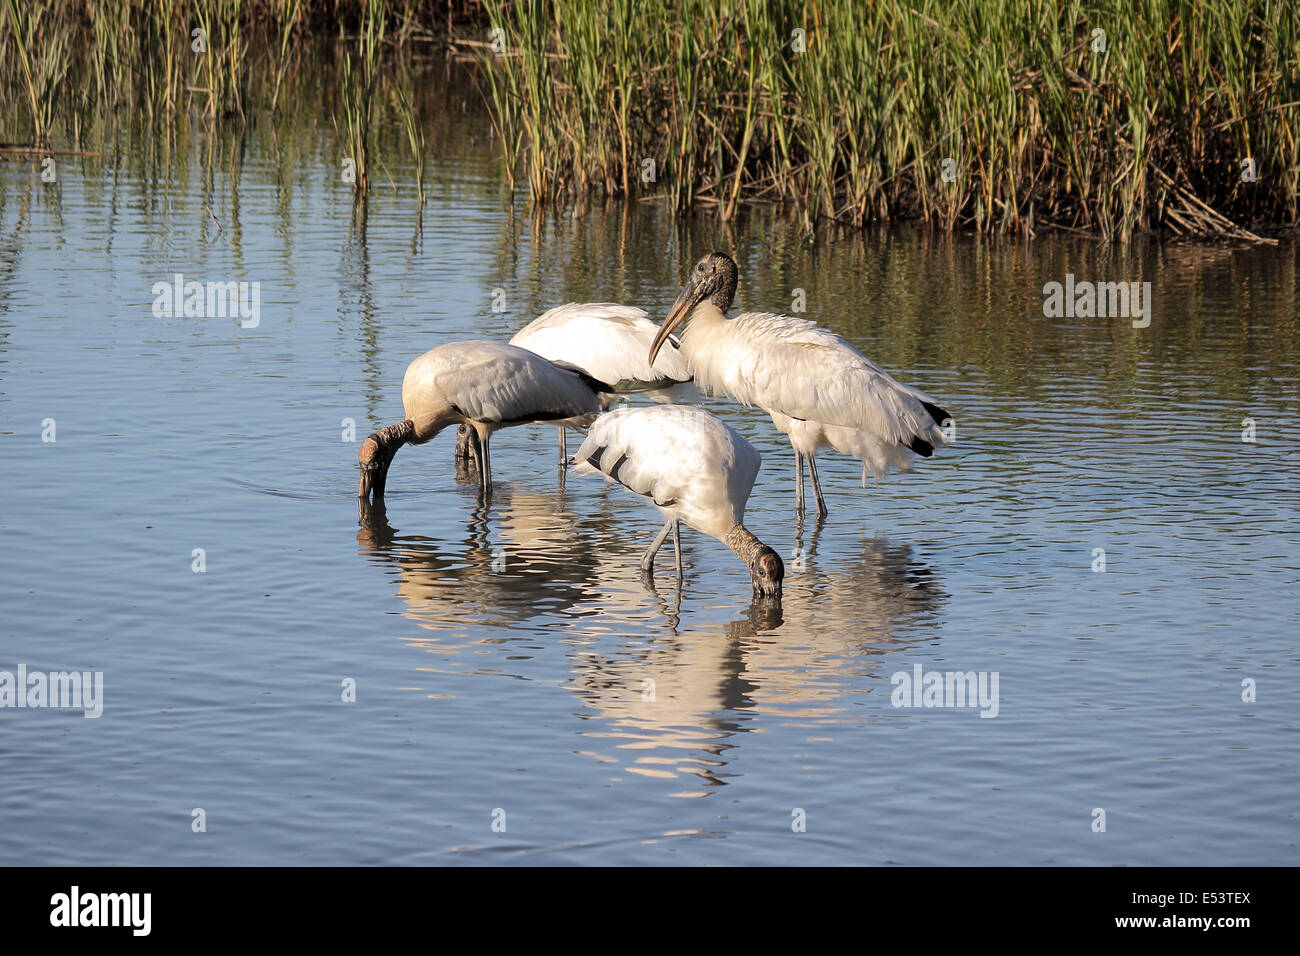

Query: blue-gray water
left=1, top=71, right=1297, bottom=865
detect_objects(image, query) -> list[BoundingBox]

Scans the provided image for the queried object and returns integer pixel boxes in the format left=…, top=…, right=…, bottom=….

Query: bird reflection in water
left=357, top=488, right=599, bottom=638
left=566, top=532, right=944, bottom=793
left=359, top=479, right=943, bottom=791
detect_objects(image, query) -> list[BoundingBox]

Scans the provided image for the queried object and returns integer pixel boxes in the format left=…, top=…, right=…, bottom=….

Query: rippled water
left=2, top=66, right=1297, bottom=866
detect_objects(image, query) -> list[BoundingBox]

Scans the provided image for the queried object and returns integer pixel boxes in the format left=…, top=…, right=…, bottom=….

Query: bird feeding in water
left=358, top=340, right=604, bottom=501
left=455, top=302, right=700, bottom=466
left=572, top=404, right=784, bottom=597
left=649, top=252, right=951, bottom=517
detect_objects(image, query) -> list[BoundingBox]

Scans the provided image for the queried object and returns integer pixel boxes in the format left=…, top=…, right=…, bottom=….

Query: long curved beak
left=648, top=281, right=701, bottom=366
left=358, top=437, right=380, bottom=500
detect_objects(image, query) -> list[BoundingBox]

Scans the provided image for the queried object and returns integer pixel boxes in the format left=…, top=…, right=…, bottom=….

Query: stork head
left=749, top=546, right=784, bottom=598
left=726, top=524, right=784, bottom=598
left=649, top=251, right=739, bottom=365
left=454, top=422, right=480, bottom=463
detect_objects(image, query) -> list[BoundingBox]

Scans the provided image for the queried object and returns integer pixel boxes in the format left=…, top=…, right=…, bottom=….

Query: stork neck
left=375, top=418, right=415, bottom=449
left=707, top=254, right=738, bottom=310
left=709, top=283, right=735, bottom=313
left=724, top=525, right=766, bottom=565
left=685, top=300, right=729, bottom=336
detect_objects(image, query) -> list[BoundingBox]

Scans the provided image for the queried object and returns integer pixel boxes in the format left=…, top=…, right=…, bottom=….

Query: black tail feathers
left=550, top=359, right=615, bottom=395
left=908, top=401, right=951, bottom=457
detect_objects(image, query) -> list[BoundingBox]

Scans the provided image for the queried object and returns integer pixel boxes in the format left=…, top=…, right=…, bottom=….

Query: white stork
left=572, top=404, right=784, bottom=596
left=649, top=252, right=951, bottom=516
left=358, top=340, right=602, bottom=501
left=456, top=302, right=700, bottom=465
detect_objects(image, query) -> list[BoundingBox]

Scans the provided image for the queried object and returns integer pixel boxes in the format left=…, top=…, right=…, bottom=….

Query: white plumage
left=574, top=405, right=757, bottom=540
left=573, top=405, right=783, bottom=595
left=650, top=253, right=950, bottom=515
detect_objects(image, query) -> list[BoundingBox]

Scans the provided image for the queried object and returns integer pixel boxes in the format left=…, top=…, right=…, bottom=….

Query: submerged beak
left=358, top=436, right=381, bottom=500
left=356, top=419, right=414, bottom=503
left=649, top=280, right=701, bottom=366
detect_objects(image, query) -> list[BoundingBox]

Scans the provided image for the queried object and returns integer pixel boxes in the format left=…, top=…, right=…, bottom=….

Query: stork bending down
left=358, top=340, right=602, bottom=502
left=573, top=404, right=783, bottom=597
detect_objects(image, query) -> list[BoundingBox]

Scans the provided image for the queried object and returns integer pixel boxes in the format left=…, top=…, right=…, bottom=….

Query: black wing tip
left=908, top=436, right=935, bottom=457
left=550, top=359, right=615, bottom=395
left=921, top=401, right=951, bottom=427
left=579, top=371, right=617, bottom=394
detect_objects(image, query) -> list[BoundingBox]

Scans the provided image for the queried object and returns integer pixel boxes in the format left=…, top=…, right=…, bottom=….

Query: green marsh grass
left=392, top=64, right=428, bottom=206
left=0, top=2, right=480, bottom=139
left=2, top=1, right=1295, bottom=237
left=479, top=0, right=1300, bottom=238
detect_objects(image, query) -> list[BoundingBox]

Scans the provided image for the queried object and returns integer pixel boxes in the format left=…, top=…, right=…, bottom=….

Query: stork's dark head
left=454, top=422, right=480, bottom=463
left=649, top=252, right=739, bottom=365
left=749, top=546, right=784, bottom=598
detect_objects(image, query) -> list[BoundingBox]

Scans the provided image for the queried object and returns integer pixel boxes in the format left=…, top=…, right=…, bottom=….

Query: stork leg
left=672, top=519, right=683, bottom=580
left=472, top=426, right=492, bottom=500
left=807, top=455, right=829, bottom=517
left=640, top=519, right=675, bottom=571
left=557, top=425, right=567, bottom=466
left=794, top=451, right=806, bottom=513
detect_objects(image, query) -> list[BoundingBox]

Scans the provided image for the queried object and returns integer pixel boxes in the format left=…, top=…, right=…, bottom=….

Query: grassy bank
left=0, top=1, right=482, bottom=120
left=480, top=0, right=1299, bottom=239
left=3, top=1, right=1297, bottom=239
left=0, top=1, right=484, bottom=198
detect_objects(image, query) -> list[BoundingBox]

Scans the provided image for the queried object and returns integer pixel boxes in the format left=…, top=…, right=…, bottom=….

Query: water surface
left=1, top=65, right=1297, bottom=866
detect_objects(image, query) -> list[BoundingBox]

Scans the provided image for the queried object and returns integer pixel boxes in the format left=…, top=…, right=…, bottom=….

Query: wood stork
left=456, top=302, right=700, bottom=465
left=357, top=340, right=603, bottom=501
left=572, top=404, right=784, bottom=596
left=649, top=252, right=951, bottom=516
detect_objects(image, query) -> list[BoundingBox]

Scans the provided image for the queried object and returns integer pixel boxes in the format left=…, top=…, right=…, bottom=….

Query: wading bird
left=358, top=340, right=603, bottom=501
left=649, top=252, right=950, bottom=516
left=456, top=302, right=700, bottom=465
left=572, top=405, right=783, bottom=597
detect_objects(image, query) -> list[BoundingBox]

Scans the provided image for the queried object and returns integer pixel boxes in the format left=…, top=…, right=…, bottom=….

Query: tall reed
left=392, top=63, right=427, bottom=206
left=334, top=0, right=387, bottom=198
left=3, top=0, right=74, bottom=146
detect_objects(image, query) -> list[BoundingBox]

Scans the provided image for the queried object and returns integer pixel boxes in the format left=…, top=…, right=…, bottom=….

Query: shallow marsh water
left=1, top=64, right=1297, bottom=865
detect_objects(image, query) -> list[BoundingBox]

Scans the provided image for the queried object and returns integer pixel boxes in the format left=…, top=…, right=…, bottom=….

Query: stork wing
left=707, top=312, right=948, bottom=450
left=512, top=303, right=693, bottom=390
left=404, top=341, right=600, bottom=424
left=573, top=405, right=759, bottom=538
